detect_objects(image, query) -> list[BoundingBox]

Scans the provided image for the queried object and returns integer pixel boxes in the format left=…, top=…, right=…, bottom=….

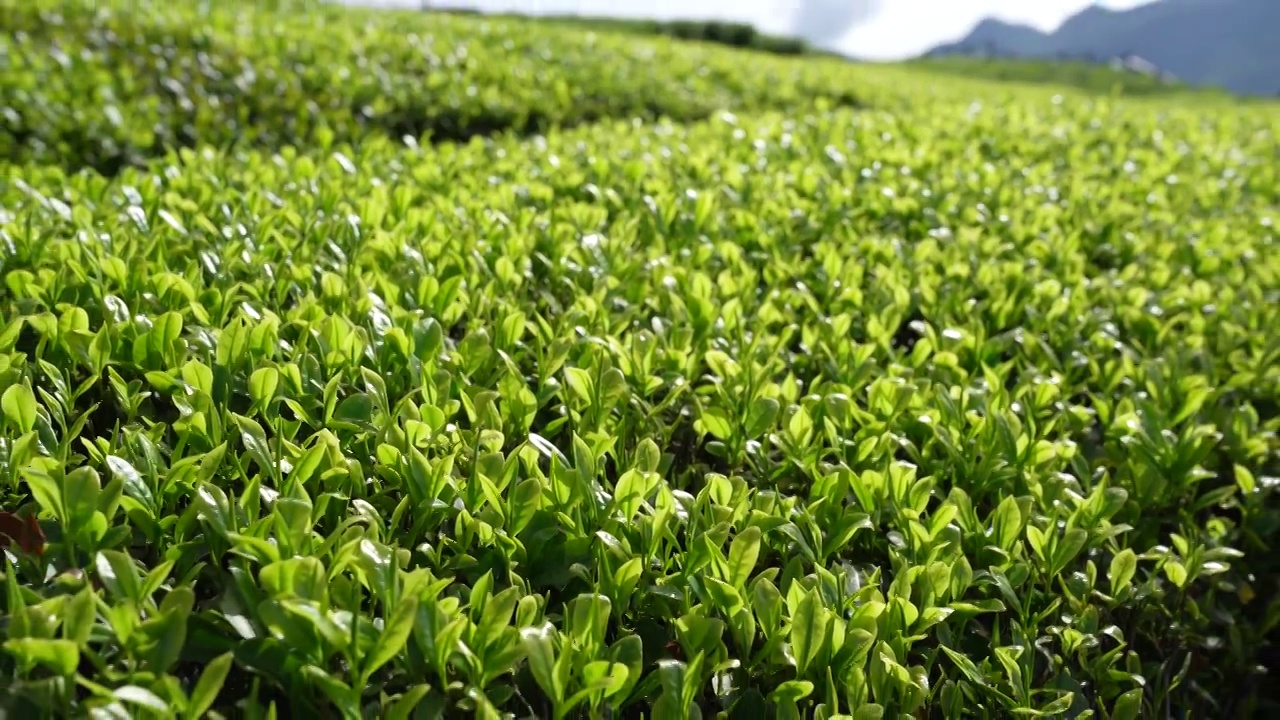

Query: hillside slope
left=2, top=0, right=871, bottom=174
left=926, top=0, right=1279, bottom=96
left=1, top=0, right=1278, bottom=718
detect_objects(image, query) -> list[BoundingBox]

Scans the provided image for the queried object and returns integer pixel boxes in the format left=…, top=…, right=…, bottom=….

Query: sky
left=358, top=0, right=1151, bottom=60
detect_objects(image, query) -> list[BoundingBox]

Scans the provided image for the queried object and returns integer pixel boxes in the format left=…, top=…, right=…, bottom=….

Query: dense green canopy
left=1, top=1, right=1277, bottom=718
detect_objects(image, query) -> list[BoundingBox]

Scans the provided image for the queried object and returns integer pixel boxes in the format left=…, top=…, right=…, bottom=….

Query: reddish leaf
left=0, top=511, right=46, bottom=556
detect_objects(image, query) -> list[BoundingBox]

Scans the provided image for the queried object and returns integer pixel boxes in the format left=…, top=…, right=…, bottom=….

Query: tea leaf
left=1, top=384, right=37, bottom=435
left=1110, top=549, right=1139, bottom=596
left=188, top=652, right=234, bottom=720
left=3, top=638, right=79, bottom=676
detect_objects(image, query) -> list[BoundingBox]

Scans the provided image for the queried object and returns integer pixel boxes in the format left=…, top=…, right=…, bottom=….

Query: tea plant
left=2, top=0, right=871, bottom=175
left=1, top=3, right=1278, bottom=719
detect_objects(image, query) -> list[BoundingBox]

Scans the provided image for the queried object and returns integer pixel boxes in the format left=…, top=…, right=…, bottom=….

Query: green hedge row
left=2, top=88, right=1278, bottom=719
left=908, top=57, right=1237, bottom=99
left=465, top=13, right=814, bottom=56
left=2, top=0, right=864, bottom=175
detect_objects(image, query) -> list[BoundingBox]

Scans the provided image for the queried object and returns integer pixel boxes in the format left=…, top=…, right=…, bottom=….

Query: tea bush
left=2, top=0, right=864, bottom=175
left=471, top=14, right=813, bottom=56
left=1, top=2, right=1278, bottom=719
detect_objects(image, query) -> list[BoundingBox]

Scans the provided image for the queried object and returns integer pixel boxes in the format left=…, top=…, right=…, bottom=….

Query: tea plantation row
left=3, top=2, right=1279, bottom=719
left=4, top=87, right=1279, bottom=717
left=2, top=0, right=881, bottom=175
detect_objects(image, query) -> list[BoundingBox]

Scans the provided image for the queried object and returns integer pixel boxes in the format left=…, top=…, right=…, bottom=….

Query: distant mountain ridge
left=924, top=0, right=1280, bottom=96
